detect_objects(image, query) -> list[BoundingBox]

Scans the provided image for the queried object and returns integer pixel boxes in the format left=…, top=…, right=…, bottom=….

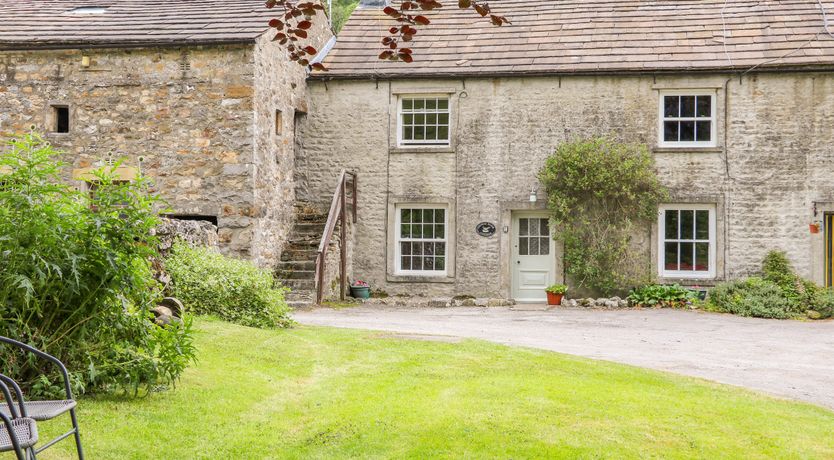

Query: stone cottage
left=299, top=0, right=834, bottom=302
left=4, top=0, right=834, bottom=304
left=0, top=0, right=332, bottom=267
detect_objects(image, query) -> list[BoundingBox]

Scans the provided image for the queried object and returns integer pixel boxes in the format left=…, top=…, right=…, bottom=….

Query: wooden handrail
left=315, top=170, right=357, bottom=304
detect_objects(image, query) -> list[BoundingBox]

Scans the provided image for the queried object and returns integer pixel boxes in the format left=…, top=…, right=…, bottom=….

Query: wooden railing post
left=339, top=178, right=347, bottom=301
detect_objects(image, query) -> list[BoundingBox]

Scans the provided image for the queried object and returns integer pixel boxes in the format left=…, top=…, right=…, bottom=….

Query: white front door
left=511, top=213, right=556, bottom=302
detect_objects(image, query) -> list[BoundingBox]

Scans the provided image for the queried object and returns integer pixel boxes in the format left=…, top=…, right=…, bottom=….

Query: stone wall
left=298, top=73, right=834, bottom=298
left=0, top=27, right=331, bottom=266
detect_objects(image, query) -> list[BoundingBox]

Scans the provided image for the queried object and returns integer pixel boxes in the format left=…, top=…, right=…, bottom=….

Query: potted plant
left=350, top=279, right=371, bottom=299
left=545, top=284, right=567, bottom=306
left=810, top=222, right=821, bottom=234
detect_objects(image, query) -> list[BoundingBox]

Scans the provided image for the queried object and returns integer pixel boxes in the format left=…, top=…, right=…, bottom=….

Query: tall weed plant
left=0, top=133, right=195, bottom=396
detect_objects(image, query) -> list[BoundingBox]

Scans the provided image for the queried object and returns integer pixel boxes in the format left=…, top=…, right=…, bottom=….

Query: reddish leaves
left=266, top=0, right=510, bottom=69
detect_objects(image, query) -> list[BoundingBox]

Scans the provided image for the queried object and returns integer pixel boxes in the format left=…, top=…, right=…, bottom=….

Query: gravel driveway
left=294, top=305, right=834, bottom=409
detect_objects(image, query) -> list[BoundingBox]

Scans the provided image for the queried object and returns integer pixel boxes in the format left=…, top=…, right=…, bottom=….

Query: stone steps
left=275, top=202, right=330, bottom=308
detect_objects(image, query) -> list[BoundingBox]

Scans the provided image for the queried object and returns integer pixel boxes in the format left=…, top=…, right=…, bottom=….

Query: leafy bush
left=0, top=133, right=195, bottom=396
left=539, top=137, right=668, bottom=295
left=761, top=250, right=817, bottom=312
left=627, top=284, right=696, bottom=308
left=810, top=289, right=834, bottom=319
left=165, top=242, right=292, bottom=328
left=707, top=277, right=797, bottom=319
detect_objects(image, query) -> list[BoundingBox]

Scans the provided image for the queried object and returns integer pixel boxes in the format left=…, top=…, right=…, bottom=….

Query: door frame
left=510, top=210, right=557, bottom=303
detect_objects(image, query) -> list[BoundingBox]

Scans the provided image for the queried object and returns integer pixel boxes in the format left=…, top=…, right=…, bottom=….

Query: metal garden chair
left=0, top=337, right=84, bottom=459
left=0, top=379, right=38, bottom=459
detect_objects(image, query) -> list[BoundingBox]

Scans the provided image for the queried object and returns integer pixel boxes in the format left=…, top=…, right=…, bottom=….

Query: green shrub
left=761, top=250, right=817, bottom=311
left=627, top=284, right=696, bottom=308
left=811, top=289, right=834, bottom=319
left=165, top=242, right=292, bottom=328
left=708, top=277, right=797, bottom=319
left=545, top=284, right=568, bottom=295
left=0, top=132, right=195, bottom=396
left=539, top=137, right=668, bottom=295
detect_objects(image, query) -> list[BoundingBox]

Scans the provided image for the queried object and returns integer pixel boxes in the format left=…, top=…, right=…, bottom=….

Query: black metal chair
left=0, top=379, right=38, bottom=460
left=0, top=337, right=83, bottom=459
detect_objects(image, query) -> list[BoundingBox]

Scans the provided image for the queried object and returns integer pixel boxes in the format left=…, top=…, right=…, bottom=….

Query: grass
left=36, top=318, right=834, bottom=459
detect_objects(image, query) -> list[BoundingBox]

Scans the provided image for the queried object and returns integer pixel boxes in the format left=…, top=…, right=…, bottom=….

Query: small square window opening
left=53, top=106, right=69, bottom=133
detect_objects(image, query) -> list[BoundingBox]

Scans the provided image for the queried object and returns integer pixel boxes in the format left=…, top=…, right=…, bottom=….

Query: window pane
left=424, top=257, right=434, bottom=271
left=695, top=121, right=711, bottom=142
left=401, top=242, right=411, bottom=255
left=412, top=224, right=422, bottom=238
left=414, top=126, right=425, bottom=140
left=403, top=114, right=413, bottom=124
left=438, top=113, right=449, bottom=125
left=519, top=237, right=528, bottom=255
left=401, top=224, right=411, bottom=238
left=415, top=114, right=425, bottom=125
left=696, top=96, right=711, bottom=118
left=435, top=242, right=446, bottom=256
left=401, top=256, right=411, bottom=270
left=426, top=126, right=437, bottom=140
left=529, top=219, right=540, bottom=236
left=438, top=126, right=449, bottom=140
left=425, top=243, right=435, bottom=256
left=680, top=242, right=694, bottom=271
left=413, top=256, right=423, bottom=270
left=679, top=121, right=695, bottom=141
left=423, top=209, right=433, bottom=223
left=664, top=210, right=678, bottom=239
left=438, top=99, right=449, bottom=110
left=435, top=209, right=445, bottom=222
left=695, top=210, right=710, bottom=240
left=664, top=242, right=679, bottom=270
left=435, top=224, right=445, bottom=239
left=435, top=256, right=445, bottom=271
left=540, top=219, right=549, bottom=237
left=426, top=113, right=437, bottom=124
left=530, top=236, right=540, bottom=255
left=680, top=210, right=694, bottom=239
left=403, top=127, right=413, bottom=140
left=426, top=99, right=436, bottom=110
left=412, top=209, right=422, bottom=223
left=520, top=218, right=528, bottom=236
left=403, top=99, right=413, bottom=110
left=695, top=242, right=710, bottom=271
left=414, top=99, right=424, bottom=110
left=402, top=209, right=412, bottom=223
left=664, top=96, right=679, bottom=118
left=424, top=224, right=434, bottom=239
left=680, top=96, right=696, bottom=117
left=664, top=121, right=679, bottom=142
left=413, top=242, right=423, bottom=256
left=540, top=237, right=550, bottom=255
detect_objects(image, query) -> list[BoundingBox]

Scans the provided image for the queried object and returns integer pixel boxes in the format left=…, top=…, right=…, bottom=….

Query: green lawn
left=35, top=318, right=834, bottom=459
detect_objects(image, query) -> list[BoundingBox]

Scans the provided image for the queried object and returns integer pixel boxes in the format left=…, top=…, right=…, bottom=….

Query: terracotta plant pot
left=546, top=292, right=564, bottom=306
left=810, top=223, right=821, bottom=234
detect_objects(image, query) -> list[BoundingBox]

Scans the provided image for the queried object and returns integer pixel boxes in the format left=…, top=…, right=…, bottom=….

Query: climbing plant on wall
left=539, top=138, right=668, bottom=295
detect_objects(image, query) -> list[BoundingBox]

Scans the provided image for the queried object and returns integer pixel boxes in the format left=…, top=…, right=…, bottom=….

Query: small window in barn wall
left=658, top=204, right=716, bottom=279
left=398, top=95, right=451, bottom=147
left=52, top=105, right=69, bottom=133
left=658, top=92, right=716, bottom=148
left=275, top=109, right=283, bottom=136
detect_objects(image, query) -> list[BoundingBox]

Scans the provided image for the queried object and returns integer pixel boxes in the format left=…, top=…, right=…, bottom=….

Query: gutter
left=0, top=39, right=257, bottom=52
left=308, top=63, right=834, bottom=81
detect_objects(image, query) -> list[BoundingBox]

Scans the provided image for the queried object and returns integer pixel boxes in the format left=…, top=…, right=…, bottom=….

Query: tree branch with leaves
left=266, top=0, right=509, bottom=70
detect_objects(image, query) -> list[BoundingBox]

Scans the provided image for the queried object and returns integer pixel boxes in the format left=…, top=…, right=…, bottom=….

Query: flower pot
left=350, top=286, right=370, bottom=299
left=810, top=223, right=821, bottom=234
left=546, top=292, right=564, bottom=306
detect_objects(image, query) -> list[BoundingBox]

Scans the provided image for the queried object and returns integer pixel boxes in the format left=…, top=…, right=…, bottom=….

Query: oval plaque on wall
left=476, top=222, right=496, bottom=237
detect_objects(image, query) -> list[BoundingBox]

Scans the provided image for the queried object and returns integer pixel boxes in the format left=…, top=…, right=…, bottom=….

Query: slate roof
left=317, top=0, right=834, bottom=78
left=0, top=0, right=282, bottom=50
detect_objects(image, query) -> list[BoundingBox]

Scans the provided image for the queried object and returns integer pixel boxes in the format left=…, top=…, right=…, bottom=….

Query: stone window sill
left=652, top=146, right=723, bottom=154
left=656, top=277, right=723, bottom=287
left=387, top=274, right=455, bottom=284
left=390, top=147, right=455, bottom=155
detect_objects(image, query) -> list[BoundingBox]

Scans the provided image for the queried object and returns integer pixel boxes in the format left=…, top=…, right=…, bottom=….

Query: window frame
left=657, top=91, right=717, bottom=148
left=396, top=94, right=451, bottom=148
left=394, top=203, right=449, bottom=277
left=658, top=203, right=717, bottom=279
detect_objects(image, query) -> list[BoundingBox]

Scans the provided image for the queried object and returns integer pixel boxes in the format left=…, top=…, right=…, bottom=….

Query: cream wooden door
left=511, top=213, right=556, bottom=302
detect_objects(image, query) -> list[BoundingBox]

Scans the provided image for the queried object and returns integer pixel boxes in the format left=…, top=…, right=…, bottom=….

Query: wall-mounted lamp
left=81, top=55, right=91, bottom=68
left=529, top=186, right=538, bottom=203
